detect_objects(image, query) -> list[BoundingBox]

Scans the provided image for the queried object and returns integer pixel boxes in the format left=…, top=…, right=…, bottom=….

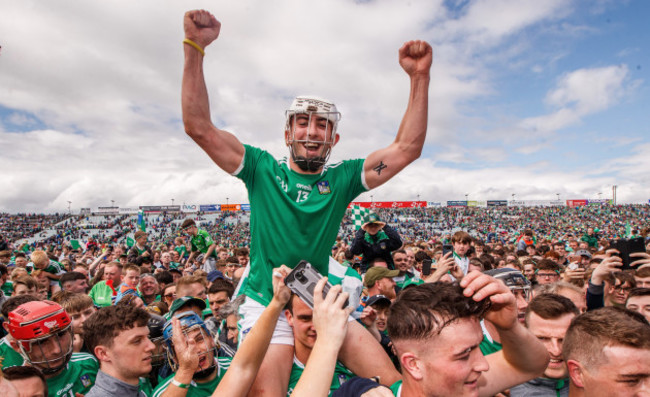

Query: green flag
left=351, top=205, right=370, bottom=231
left=70, top=240, right=81, bottom=250
left=126, top=235, right=135, bottom=248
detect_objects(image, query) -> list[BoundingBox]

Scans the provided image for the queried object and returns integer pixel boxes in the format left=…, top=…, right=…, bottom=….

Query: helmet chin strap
left=292, top=155, right=326, bottom=172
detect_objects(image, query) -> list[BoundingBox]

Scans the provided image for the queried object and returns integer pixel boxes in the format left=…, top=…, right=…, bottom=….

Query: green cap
left=169, top=296, right=207, bottom=316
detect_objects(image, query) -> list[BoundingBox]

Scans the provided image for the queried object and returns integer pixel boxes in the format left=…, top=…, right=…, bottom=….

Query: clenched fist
left=398, top=40, right=433, bottom=77
left=184, top=9, right=221, bottom=49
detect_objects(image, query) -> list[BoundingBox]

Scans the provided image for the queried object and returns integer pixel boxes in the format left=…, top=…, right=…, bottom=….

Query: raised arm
left=182, top=10, right=245, bottom=174
left=460, top=272, right=549, bottom=396
left=364, top=40, right=432, bottom=189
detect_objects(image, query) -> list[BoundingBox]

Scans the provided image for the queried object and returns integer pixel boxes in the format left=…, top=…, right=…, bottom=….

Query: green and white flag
left=351, top=205, right=370, bottom=231
left=126, top=235, right=135, bottom=248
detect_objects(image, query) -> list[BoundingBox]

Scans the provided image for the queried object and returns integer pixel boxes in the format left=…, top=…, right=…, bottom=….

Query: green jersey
left=152, top=357, right=231, bottom=397
left=190, top=229, right=217, bottom=257
left=287, top=356, right=354, bottom=396
left=235, top=145, right=367, bottom=305
left=0, top=336, right=26, bottom=368
left=46, top=352, right=99, bottom=397
left=88, top=281, right=116, bottom=307
left=390, top=380, right=403, bottom=396
left=44, top=259, right=65, bottom=275
left=1, top=280, right=14, bottom=296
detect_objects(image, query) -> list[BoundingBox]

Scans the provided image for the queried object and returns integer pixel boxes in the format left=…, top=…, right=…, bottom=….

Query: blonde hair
left=30, top=250, right=49, bottom=267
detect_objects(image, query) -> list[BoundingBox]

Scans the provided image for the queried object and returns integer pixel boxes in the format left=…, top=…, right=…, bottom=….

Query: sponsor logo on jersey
left=317, top=181, right=331, bottom=195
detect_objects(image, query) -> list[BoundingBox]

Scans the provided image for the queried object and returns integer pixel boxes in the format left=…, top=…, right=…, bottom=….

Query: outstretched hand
left=399, top=40, right=433, bottom=77
left=184, top=9, right=221, bottom=49
left=313, top=278, right=353, bottom=351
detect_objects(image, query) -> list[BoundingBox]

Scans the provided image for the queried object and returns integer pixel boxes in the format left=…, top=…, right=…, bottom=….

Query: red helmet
left=8, top=300, right=73, bottom=374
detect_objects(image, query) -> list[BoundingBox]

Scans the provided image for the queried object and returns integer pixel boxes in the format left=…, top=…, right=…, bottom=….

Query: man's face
left=569, top=241, right=578, bottom=251
left=626, top=295, right=650, bottom=322
left=513, top=289, right=530, bottom=323
left=536, top=270, right=560, bottom=285
left=225, top=262, right=238, bottom=277
left=635, top=276, right=650, bottom=289
left=21, top=329, right=73, bottom=372
left=226, top=314, right=239, bottom=345
left=286, top=297, right=317, bottom=350
left=410, top=317, right=489, bottom=397
left=377, top=277, right=397, bottom=300
left=558, top=288, right=587, bottom=314
left=208, top=291, right=230, bottom=316
left=73, top=267, right=89, bottom=278
left=607, top=281, right=633, bottom=306
left=104, top=265, right=122, bottom=285
left=523, top=264, right=536, bottom=281
left=6, top=376, right=45, bottom=397
left=180, top=326, right=216, bottom=373
left=554, top=245, right=566, bottom=257
left=69, top=306, right=96, bottom=335
left=136, top=236, right=147, bottom=246
left=527, top=312, right=574, bottom=379
left=393, top=253, right=410, bottom=272
left=63, top=278, right=89, bottom=294
left=286, top=114, right=337, bottom=168
left=161, top=253, right=171, bottom=264
left=14, top=257, right=27, bottom=268
left=574, top=345, right=650, bottom=397
left=139, top=277, right=158, bottom=297
left=178, top=282, right=207, bottom=301
left=105, top=325, right=155, bottom=380
left=13, top=284, right=36, bottom=296
left=218, top=251, right=228, bottom=261
left=453, top=241, right=470, bottom=257
left=237, top=255, right=248, bottom=267
left=171, top=251, right=181, bottom=262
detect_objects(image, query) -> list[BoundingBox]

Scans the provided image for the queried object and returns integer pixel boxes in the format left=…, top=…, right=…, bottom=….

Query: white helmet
left=285, top=96, right=341, bottom=171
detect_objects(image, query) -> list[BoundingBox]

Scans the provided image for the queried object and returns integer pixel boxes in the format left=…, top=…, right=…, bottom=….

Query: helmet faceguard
left=8, top=301, right=74, bottom=375
left=148, top=313, right=167, bottom=368
left=163, top=312, right=218, bottom=377
left=285, top=96, right=341, bottom=172
left=485, top=268, right=532, bottom=301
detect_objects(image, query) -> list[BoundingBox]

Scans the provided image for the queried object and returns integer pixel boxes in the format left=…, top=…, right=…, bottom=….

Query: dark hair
left=208, top=278, right=234, bottom=298
left=606, top=271, right=636, bottom=288
left=3, top=366, right=48, bottom=395
left=155, top=270, right=174, bottom=286
left=387, top=282, right=490, bottom=341
left=451, top=231, right=472, bottom=244
left=414, top=251, right=431, bottom=262
left=181, top=218, right=196, bottom=229
left=525, top=293, right=579, bottom=326
left=83, top=305, right=150, bottom=355
left=60, top=271, right=87, bottom=286
left=627, top=287, right=650, bottom=300
left=536, top=258, right=561, bottom=273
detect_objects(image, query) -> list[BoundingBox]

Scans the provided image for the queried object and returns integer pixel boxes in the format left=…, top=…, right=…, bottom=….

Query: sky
left=1, top=0, right=649, bottom=213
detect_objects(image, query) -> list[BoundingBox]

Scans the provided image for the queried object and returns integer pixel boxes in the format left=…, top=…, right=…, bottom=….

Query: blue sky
left=0, top=0, right=649, bottom=213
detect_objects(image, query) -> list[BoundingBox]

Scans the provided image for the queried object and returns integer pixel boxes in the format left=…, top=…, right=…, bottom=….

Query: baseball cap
left=366, top=295, right=391, bottom=308
left=169, top=296, right=207, bottom=316
left=401, top=278, right=425, bottom=289
left=207, top=270, right=226, bottom=283
left=362, top=212, right=385, bottom=228
left=575, top=250, right=592, bottom=258
left=363, top=267, right=400, bottom=287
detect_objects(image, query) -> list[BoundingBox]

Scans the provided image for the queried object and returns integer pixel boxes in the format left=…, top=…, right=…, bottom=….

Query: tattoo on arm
left=373, top=161, right=387, bottom=175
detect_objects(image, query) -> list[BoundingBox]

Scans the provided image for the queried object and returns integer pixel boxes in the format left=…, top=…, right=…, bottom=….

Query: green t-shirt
left=175, top=245, right=188, bottom=259
left=88, top=281, right=116, bottom=307
left=235, top=145, right=367, bottom=305
left=287, top=356, right=354, bottom=396
left=46, top=352, right=99, bottom=397
left=139, top=377, right=153, bottom=397
left=0, top=336, right=26, bottom=368
left=190, top=229, right=217, bottom=257
left=152, top=357, right=231, bottom=397
left=1, top=280, right=13, bottom=296
left=44, top=259, right=65, bottom=275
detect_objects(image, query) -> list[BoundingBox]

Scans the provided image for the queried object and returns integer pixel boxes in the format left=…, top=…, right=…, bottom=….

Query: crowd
left=1, top=8, right=649, bottom=397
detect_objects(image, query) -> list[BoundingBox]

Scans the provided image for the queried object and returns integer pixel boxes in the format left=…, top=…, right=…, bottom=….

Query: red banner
left=566, top=200, right=587, bottom=207
left=348, top=201, right=426, bottom=209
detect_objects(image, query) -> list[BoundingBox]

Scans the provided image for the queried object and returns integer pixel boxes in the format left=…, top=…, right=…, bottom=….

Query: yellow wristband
left=183, top=38, right=205, bottom=56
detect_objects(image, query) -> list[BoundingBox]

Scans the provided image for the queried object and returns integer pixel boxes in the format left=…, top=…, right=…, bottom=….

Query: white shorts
left=238, top=296, right=295, bottom=346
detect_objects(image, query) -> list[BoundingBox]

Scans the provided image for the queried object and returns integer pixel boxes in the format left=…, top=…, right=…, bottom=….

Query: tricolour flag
left=137, top=210, right=146, bottom=232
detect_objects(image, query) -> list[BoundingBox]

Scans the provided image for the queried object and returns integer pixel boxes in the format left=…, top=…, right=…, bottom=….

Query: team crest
left=317, top=181, right=331, bottom=195
left=80, top=374, right=92, bottom=388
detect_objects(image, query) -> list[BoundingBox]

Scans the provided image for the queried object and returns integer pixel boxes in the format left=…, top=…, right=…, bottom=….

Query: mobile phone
left=442, top=244, right=453, bottom=257
left=422, top=259, right=432, bottom=276
left=285, top=261, right=348, bottom=309
left=609, top=237, right=645, bottom=270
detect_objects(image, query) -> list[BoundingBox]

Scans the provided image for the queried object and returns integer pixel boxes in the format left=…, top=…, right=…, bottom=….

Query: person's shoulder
left=152, top=373, right=175, bottom=397
left=69, top=352, right=99, bottom=367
